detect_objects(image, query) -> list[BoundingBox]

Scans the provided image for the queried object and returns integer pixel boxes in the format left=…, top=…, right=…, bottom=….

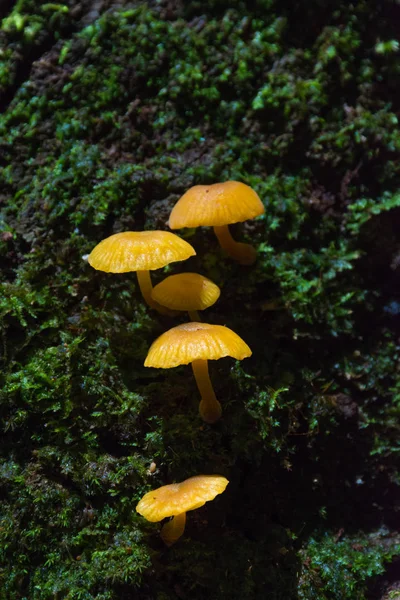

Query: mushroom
left=151, top=272, right=220, bottom=321
left=168, top=181, right=265, bottom=265
left=136, top=475, right=229, bottom=546
left=144, top=322, right=251, bottom=423
left=88, top=231, right=196, bottom=314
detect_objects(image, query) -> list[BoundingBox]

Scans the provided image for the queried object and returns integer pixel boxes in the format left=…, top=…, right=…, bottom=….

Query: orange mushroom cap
left=144, top=321, right=252, bottom=368
left=136, top=475, right=229, bottom=522
left=88, top=231, right=196, bottom=273
left=151, top=273, right=220, bottom=312
left=169, top=181, right=265, bottom=229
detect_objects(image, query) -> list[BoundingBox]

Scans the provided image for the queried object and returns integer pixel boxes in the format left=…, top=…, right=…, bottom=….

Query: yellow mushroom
left=136, top=475, right=229, bottom=546
left=88, top=231, right=195, bottom=314
left=168, top=181, right=265, bottom=265
left=151, top=272, right=220, bottom=321
left=144, top=322, right=251, bottom=423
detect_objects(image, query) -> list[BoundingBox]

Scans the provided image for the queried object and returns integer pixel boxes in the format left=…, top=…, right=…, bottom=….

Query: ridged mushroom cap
left=136, top=475, right=229, bottom=522
left=88, top=231, right=196, bottom=273
left=144, top=322, right=252, bottom=368
left=151, top=272, right=220, bottom=311
left=169, top=181, right=265, bottom=228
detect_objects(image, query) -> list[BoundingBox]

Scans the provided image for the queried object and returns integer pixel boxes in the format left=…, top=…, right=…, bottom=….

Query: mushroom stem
left=136, top=271, right=174, bottom=315
left=213, top=225, right=257, bottom=266
left=188, top=310, right=201, bottom=322
left=192, top=359, right=222, bottom=424
left=160, top=512, right=187, bottom=546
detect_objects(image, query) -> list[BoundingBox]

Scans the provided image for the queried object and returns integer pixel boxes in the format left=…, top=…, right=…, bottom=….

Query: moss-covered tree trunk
left=1, top=1, right=400, bottom=598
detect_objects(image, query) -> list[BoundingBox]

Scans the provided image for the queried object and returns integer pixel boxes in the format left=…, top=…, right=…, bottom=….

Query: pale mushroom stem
left=192, top=359, right=222, bottom=424
left=213, top=225, right=257, bottom=266
left=188, top=310, right=201, bottom=322
left=160, top=512, right=187, bottom=546
left=136, top=270, right=174, bottom=316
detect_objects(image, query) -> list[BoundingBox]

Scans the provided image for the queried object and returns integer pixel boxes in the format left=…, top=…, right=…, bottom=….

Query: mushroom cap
left=136, top=475, right=229, bottom=522
left=88, top=231, right=196, bottom=273
left=151, top=272, right=221, bottom=311
left=169, top=181, right=265, bottom=228
left=144, top=321, right=252, bottom=368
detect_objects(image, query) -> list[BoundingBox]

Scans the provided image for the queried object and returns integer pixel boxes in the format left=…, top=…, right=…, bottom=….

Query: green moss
left=0, top=0, right=399, bottom=598
left=299, top=530, right=400, bottom=600
left=0, top=0, right=74, bottom=93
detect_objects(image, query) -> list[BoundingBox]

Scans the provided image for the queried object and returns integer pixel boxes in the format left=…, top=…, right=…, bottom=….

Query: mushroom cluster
left=88, top=181, right=264, bottom=545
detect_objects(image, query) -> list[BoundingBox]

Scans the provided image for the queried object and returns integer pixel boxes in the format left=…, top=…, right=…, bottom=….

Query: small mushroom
left=136, top=475, right=229, bottom=546
left=169, top=181, right=265, bottom=265
left=88, top=231, right=195, bottom=314
left=151, top=272, right=220, bottom=321
left=144, top=322, right=251, bottom=423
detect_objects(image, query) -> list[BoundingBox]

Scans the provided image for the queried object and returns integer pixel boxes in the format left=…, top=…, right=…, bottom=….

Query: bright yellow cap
left=144, top=322, right=252, bottom=368
left=169, top=181, right=264, bottom=229
left=136, top=475, right=229, bottom=522
left=151, top=272, right=220, bottom=312
left=88, top=231, right=196, bottom=273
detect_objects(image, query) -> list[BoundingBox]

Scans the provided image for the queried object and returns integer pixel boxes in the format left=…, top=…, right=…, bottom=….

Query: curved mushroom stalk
left=213, top=225, right=257, bottom=266
left=160, top=512, right=187, bottom=546
left=136, top=271, right=176, bottom=316
left=188, top=310, right=201, bottom=322
left=192, top=359, right=222, bottom=424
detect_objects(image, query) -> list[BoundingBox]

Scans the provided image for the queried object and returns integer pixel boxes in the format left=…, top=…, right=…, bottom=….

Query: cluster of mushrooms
left=88, top=181, right=265, bottom=546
